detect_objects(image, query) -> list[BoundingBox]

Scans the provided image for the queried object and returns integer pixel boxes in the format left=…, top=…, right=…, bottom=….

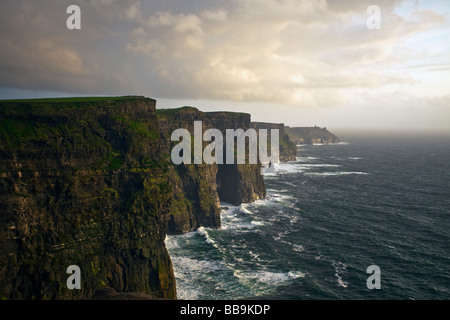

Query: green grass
left=0, top=96, right=161, bottom=170
left=0, top=96, right=143, bottom=103
left=156, top=106, right=198, bottom=119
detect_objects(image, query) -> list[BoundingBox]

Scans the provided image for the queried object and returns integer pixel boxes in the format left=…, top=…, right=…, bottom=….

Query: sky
left=0, top=0, right=449, bottom=131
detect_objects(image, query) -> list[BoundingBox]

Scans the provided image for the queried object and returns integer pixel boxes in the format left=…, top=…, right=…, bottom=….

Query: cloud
left=0, top=0, right=448, bottom=109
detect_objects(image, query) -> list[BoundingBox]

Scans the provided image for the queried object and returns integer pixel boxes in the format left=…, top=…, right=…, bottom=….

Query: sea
left=165, top=130, right=450, bottom=300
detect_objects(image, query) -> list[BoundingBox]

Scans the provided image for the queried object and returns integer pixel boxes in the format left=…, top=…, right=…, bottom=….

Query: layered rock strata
left=0, top=98, right=265, bottom=299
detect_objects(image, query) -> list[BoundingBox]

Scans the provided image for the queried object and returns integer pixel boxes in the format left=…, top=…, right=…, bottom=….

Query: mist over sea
left=166, top=131, right=450, bottom=300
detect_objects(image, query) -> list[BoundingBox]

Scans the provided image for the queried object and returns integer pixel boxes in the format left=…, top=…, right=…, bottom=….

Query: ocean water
left=165, top=131, right=450, bottom=300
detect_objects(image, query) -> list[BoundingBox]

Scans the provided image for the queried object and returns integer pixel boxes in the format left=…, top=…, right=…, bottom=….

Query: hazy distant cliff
left=250, top=123, right=340, bottom=160
left=285, top=126, right=340, bottom=145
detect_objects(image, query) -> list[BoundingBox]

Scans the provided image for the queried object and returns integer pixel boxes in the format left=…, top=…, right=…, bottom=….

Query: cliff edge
left=0, top=97, right=177, bottom=299
left=0, top=97, right=266, bottom=299
left=0, top=97, right=338, bottom=300
left=285, top=126, right=340, bottom=145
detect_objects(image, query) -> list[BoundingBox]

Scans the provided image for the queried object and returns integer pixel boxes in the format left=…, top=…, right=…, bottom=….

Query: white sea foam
left=165, top=232, right=196, bottom=250
left=292, top=244, right=304, bottom=252
left=300, top=164, right=341, bottom=168
left=336, top=276, right=348, bottom=288
left=239, top=204, right=253, bottom=215
left=270, top=161, right=346, bottom=176
left=273, top=232, right=304, bottom=253
left=196, top=227, right=215, bottom=245
left=275, top=163, right=305, bottom=175
left=220, top=204, right=265, bottom=232
left=171, top=256, right=223, bottom=275
left=331, top=156, right=363, bottom=161
left=169, top=256, right=226, bottom=300
left=234, top=270, right=305, bottom=286
left=305, top=171, right=368, bottom=176
left=176, top=287, right=200, bottom=300
left=333, top=261, right=349, bottom=288
left=248, top=250, right=262, bottom=263
left=295, top=156, right=312, bottom=162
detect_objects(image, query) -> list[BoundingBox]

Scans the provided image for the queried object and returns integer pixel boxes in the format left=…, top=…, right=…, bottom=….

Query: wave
left=300, top=164, right=341, bottom=168
left=331, top=156, right=363, bottom=161
left=274, top=163, right=305, bottom=175
left=336, top=276, right=348, bottom=288
left=275, top=238, right=304, bottom=251
left=294, top=156, right=309, bottom=162
left=272, top=233, right=304, bottom=252
left=332, top=261, right=349, bottom=288
left=169, top=255, right=227, bottom=300
left=165, top=232, right=196, bottom=250
left=296, top=142, right=348, bottom=147
left=220, top=201, right=236, bottom=209
left=305, top=171, right=368, bottom=176
left=238, top=203, right=253, bottom=215
left=171, top=256, right=224, bottom=274
left=292, top=244, right=305, bottom=252
left=266, top=193, right=295, bottom=203
left=220, top=204, right=266, bottom=232
left=234, top=270, right=305, bottom=286
left=268, top=161, right=346, bottom=176
left=196, top=227, right=215, bottom=245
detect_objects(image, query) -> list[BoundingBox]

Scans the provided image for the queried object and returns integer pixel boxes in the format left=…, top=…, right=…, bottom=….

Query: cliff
left=0, top=97, right=266, bottom=299
left=0, top=97, right=177, bottom=300
left=158, top=107, right=266, bottom=235
left=285, top=126, right=340, bottom=145
left=250, top=122, right=297, bottom=162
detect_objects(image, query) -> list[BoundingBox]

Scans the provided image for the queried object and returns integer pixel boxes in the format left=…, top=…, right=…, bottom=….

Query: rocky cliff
left=0, top=97, right=177, bottom=300
left=285, top=126, right=340, bottom=145
left=250, top=122, right=297, bottom=162
left=0, top=97, right=266, bottom=299
left=158, top=107, right=266, bottom=234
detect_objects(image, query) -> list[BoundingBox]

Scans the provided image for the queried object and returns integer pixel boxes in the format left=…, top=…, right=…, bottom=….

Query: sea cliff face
left=158, top=107, right=266, bottom=234
left=250, top=122, right=297, bottom=162
left=0, top=98, right=266, bottom=299
left=0, top=97, right=176, bottom=299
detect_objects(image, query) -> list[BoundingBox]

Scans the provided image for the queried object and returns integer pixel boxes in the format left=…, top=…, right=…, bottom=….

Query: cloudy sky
left=1, top=0, right=449, bottom=131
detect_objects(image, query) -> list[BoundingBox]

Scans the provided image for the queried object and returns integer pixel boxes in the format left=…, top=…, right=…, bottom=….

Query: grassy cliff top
left=0, top=96, right=146, bottom=103
left=0, top=96, right=161, bottom=170
left=156, top=106, right=198, bottom=119
left=156, top=106, right=251, bottom=121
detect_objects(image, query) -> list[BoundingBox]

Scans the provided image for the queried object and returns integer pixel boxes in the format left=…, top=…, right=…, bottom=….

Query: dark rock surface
left=0, top=98, right=267, bottom=299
